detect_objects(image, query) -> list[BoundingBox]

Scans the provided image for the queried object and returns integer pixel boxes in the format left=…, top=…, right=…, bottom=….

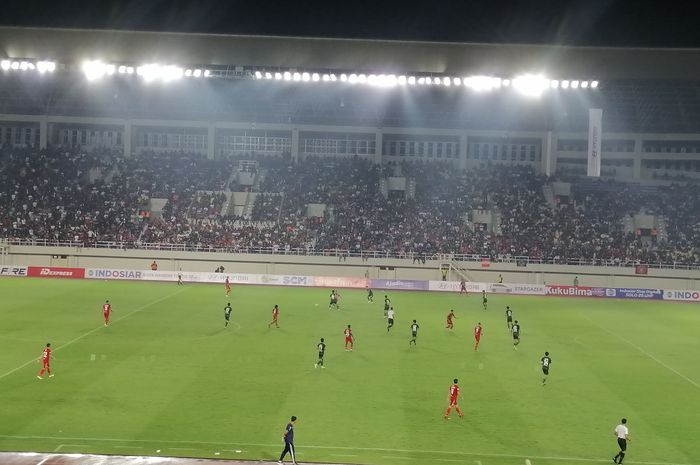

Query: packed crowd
left=1, top=147, right=698, bottom=265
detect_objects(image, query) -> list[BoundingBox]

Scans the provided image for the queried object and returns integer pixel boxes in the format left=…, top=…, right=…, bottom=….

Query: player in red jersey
left=344, top=324, right=354, bottom=351
left=444, top=378, right=463, bottom=419
left=225, top=276, right=231, bottom=297
left=459, top=279, right=468, bottom=295
left=102, top=300, right=112, bottom=326
left=446, top=310, right=456, bottom=329
left=268, top=305, right=280, bottom=328
left=474, top=322, right=483, bottom=351
left=36, top=343, right=54, bottom=379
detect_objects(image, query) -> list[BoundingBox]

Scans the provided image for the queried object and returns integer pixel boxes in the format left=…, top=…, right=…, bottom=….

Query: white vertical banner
left=587, top=108, right=603, bottom=177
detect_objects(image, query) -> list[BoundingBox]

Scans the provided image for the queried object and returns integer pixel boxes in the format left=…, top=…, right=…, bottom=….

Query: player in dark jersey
left=505, top=306, right=513, bottom=329
left=367, top=287, right=374, bottom=303
left=329, top=290, right=339, bottom=310
left=482, top=290, right=488, bottom=310
left=224, top=303, right=232, bottom=327
left=383, top=295, right=391, bottom=317
left=410, top=320, right=419, bottom=346
left=541, top=351, right=552, bottom=385
left=315, top=338, right=326, bottom=369
left=511, top=320, right=521, bottom=350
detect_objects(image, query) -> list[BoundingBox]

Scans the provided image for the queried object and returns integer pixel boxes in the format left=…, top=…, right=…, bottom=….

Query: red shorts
left=345, top=337, right=352, bottom=343
left=43, top=361, right=50, bottom=368
left=449, top=398, right=458, bottom=406
left=475, top=336, right=481, bottom=341
left=104, top=311, right=110, bottom=318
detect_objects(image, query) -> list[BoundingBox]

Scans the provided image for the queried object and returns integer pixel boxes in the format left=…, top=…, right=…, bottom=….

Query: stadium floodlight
left=1, top=60, right=10, bottom=70
left=322, top=73, right=330, bottom=82
left=581, top=80, right=589, bottom=88
left=19, top=61, right=29, bottom=70
left=275, top=72, right=283, bottom=80
left=340, top=73, right=348, bottom=82
left=512, top=74, right=550, bottom=97
left=283, top=71, right=291, bottom=80
left=561, top=80, right=570, bottom=89
left=254, top=71, right=262, bottom=79
left=417, top=77, right=425, bottom=85
left=407, top=76, right=416, bottom=85
left=464, top=76, right=500, bottom=92
left=398, top=75, right=407, bottom=85
left=265, top=72, right=273, bottom=79
left=452, top=77, right=461, bottom=86
left=550, top=79, right=559, bottom=88
left=312, top=73, right=320, bottom=81
left=368, top=74, right=377, bottom=85
left=443, top=77, right=451, bottom=86
left=293, top=72, right=301, bottom=81
left=162, top=65, right=183, bottom=82
left=329, top=73, right=337, bottom=81
left=386, top=74, right=397, bottom=87
left=301, top=72, right=310, bottom=81
left=348, top=73, right=358, bottom=84
left=358, top=74, right=367, bottom=83
left=118, top=65, right=128, bottom=74
left=185, top=69, right=193, bottom=76
left=36, top=60, right=56, bottom=74
left=571, top=80, right=580, bottom=89
left=126, top=66, right=134, bottom=74
left=193, top=69, right=203, bottom=77
left=591, top=80, right=599, bottom=88
left=105, top=64, right=116, bottom=75
left=82, top=60, right=108, bottom=80
left=204, top=70, right=211, bottom=77
left=502, top=79, right=511, bottom=87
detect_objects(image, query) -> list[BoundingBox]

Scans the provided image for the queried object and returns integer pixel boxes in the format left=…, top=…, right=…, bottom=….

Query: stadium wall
left=4, top=245, right=699, bottom=290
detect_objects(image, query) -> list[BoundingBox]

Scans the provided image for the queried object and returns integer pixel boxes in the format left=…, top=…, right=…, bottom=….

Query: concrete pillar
left=207, top=124, right=215, bottom=159
left=459, top=133, right=467, bottom=169
left=123, top=121, right=133, bottom=158
left=291, top=128, right=300, bottom=162
left=633, top=137, right=643, bottom=179
left=542, top=131, right=555, bottom=176
left=375, top=130, right=383, bottom=165
left=39, top=116, right=48, bottom=150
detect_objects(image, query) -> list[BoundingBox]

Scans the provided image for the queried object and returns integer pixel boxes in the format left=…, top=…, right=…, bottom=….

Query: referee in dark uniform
left=613, top=418, right=631, bottom=464
left=278, top=415, right=297, bottom=465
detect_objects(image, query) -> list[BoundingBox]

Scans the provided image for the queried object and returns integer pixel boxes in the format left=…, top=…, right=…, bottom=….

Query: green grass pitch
left=0, top=278, right=699, bottom=465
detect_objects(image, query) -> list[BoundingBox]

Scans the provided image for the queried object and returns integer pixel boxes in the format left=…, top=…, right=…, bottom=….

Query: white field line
left=0, top=288, right=187, bottom=381
left=0, top=434, right=695, bottom=465
left=35, top=457, right=49, bottom=465
left=581, top=314, right=700, bottom=389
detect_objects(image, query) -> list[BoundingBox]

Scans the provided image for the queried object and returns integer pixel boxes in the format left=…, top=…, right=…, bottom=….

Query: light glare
left=512, top=74, right=550, bottom=97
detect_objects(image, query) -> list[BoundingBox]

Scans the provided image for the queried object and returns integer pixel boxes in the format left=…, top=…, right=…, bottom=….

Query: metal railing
left=4, top=237, right=699, bottom=271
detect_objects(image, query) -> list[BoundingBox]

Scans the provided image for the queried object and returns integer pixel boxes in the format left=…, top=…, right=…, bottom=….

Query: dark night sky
left=2, top=0, right=700, bottom=47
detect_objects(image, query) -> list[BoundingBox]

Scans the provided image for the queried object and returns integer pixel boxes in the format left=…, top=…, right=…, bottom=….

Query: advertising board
left=0, top=266, right=28, bottom=277
left=371, top=279, right=429, bottom=291
left=27, top=266, right=85, bottom=279
left=663, top=290, right=700, bottom=302
left=315, top=276, right=368, bottom=289
left=604, top=288, right=663, bottom=300
left=546, top=285, right=606, bottom=297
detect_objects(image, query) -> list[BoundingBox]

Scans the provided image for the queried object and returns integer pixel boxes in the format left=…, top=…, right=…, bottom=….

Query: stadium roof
left=2, top=26, right=700, bottom=80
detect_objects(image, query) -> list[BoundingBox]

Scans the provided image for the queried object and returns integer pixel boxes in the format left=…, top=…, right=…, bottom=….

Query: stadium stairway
left=542, top=183, right=556, bottom=209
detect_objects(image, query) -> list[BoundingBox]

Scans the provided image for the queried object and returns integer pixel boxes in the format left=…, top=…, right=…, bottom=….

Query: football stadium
left=1, top=14, right=700, bottom=465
